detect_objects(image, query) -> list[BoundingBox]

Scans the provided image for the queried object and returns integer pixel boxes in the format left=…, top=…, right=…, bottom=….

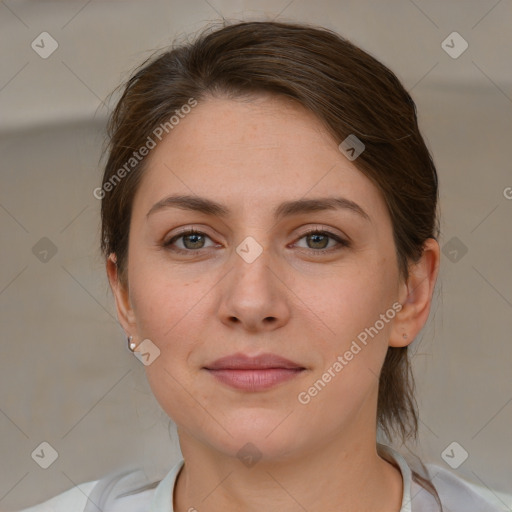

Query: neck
left=173, top=428, right=403, bottom=512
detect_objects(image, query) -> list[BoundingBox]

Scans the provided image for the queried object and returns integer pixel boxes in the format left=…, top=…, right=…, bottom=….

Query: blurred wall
left=1, top=0, right=511, bottom=510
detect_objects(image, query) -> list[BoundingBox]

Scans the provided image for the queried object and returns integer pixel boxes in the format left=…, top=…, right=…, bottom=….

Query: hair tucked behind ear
left=100, top=19, right=441, bottom=508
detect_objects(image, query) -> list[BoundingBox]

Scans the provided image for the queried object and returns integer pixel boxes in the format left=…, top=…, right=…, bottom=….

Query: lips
left=204, top=352, right=305, bottom=371
left=204, top=352, right=306, bottom=391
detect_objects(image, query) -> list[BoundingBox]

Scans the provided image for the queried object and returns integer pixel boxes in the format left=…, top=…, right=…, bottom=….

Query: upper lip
left=204, top=352, right=305, bottom=370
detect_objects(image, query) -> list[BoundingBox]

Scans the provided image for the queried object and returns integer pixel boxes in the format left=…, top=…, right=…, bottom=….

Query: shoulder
left=13, top=468, right=161, bottom=512
left=413, top=463, right=510, bottom=512
left=14, top=480, right=98, bottom=512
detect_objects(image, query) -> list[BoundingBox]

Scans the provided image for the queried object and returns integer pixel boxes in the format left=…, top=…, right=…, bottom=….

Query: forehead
left=133, top=95, right=389, bottom=225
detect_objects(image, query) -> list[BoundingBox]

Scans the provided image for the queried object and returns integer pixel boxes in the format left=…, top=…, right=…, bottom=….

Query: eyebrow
left=146, top=194, right=371, bottom=222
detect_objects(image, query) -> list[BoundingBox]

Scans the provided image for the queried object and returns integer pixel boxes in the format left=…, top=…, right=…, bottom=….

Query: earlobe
left=106, top=254, right=137, bottom=335
left=389, top=238, right=440, bottom=348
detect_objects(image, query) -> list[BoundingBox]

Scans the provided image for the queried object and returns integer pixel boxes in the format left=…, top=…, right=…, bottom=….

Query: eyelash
left=163, top=227, right=350, bottom=256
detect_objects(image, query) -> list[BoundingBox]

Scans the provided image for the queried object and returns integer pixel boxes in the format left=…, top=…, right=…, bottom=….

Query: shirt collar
left=377, top=443, right=413, bottom=512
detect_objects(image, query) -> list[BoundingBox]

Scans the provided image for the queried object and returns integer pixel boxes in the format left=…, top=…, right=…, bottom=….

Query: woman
left=19, top=19, right=503, bottom=512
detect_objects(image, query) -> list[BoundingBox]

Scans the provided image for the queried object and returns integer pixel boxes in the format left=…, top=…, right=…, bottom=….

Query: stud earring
left=402, top=333, right=408, bottom=340
left=127, top=336, right=137, bottom=352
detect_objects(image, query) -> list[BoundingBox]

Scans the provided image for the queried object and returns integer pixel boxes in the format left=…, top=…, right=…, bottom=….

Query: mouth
left=204, top=368, right=305, bottom=391
left=203, top=352, right=306, bottom=392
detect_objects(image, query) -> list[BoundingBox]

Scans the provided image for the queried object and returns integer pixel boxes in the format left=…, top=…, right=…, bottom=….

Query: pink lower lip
left=206, top=368, right=305, bottom=391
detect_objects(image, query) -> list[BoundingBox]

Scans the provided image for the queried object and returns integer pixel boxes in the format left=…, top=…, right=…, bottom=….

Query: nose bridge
left=218, top=234, right=291, bottom=330
left=231, top=236, right=277, bottom=299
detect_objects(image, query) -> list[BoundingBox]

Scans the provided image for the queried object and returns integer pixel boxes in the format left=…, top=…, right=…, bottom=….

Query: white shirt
left=16, top=444, right=507, bottom=511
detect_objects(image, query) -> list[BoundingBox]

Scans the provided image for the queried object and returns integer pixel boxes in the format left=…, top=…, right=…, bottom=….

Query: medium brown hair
left=100, top=19, right=441, bottom=505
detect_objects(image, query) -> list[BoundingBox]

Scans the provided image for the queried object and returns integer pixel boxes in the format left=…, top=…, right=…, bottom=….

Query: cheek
left=302, top=261, right=398, bottom=393
left=129, top=281, right=171, bottom=340
left=127, top=244, right=192, bottom=337
left=129, top=270, right=203, bottom=414
left=126, top=254, right=210, bottom=382
left=296, top=279, right=395, bottom=426
left=300, top=259, right=396, bottom=334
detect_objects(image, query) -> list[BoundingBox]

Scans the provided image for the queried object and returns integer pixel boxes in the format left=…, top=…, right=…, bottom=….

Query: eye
left=293, top=228, right=350, bottom=254
left=163, top=227, right=350, bottom=255
left=163, top=229, right=217, bottom=253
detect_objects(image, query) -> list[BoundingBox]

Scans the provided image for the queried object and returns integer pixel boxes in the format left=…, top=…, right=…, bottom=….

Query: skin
left=108, top=94, right=440, bottom=512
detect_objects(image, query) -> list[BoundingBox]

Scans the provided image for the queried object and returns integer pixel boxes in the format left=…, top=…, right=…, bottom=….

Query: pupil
left=309, top=233, right=327, bottom=249
left=185, top=233, right=204, bottom=249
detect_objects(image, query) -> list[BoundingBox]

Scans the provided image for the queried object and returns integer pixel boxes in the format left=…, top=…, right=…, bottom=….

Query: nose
left=217, top=243, right=292, bottom=333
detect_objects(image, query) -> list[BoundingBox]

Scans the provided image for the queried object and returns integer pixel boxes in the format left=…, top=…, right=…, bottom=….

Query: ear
left=389, top=238, right=440, bottom=347
left=106, top=253, right=137, bottom=336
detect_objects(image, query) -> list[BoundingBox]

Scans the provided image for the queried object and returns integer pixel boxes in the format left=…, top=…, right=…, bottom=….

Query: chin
left=205, top=412, right=305, bottom=460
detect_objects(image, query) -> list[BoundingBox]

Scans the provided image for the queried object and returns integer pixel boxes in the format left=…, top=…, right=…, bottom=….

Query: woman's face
left=116, top=94, right=408, bottom=460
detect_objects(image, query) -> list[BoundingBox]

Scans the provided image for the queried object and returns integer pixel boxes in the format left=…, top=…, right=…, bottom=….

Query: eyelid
left=294, top=224, right=348, bottom=241
left=163, top=224, right=350, bottom=255
left=291, top=226, right=350, bottom=252
left=164, top=227, right=218, bottom=250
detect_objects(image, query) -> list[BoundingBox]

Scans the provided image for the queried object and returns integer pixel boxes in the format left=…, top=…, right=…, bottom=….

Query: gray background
left=1, top=0, right=511, bottom=510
